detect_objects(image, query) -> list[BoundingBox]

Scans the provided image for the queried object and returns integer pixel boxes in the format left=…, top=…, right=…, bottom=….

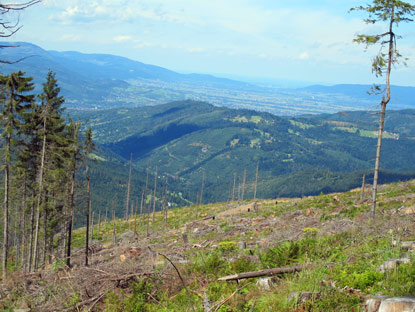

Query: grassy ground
left=2, top=180, right=415, bottom=311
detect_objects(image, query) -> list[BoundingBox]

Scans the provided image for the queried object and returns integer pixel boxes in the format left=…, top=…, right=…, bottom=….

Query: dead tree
left=151, top=166, right=158, bottom=225
left=231, top=172, right=236, bottom=202
left=360, top=174, right=366, bottom=200
left=125, top=153, right=133, bottom=221
left=199, top=169, right=205, bottom=206
left=241, top=169, right=246, bottom=201
left=253, top=162, right=259, bottom=212
left=218, top=264, right=309, bottom=281
left=0, top=1, right=40, bottom=63
left=112, top=208, right=116, bottom=245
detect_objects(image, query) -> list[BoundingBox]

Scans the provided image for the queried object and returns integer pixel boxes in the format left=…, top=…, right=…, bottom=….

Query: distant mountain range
left=1, top=42, right=414, bottom=114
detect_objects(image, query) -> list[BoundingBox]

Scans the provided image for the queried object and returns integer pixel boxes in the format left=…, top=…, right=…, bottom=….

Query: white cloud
left=298, top=52, right=309, bottom=60
left=32, top=0, right=415, bottom=84
left=188, top=47, right=205, bottom=53
left=134, top=42, right=155, bottom=48
left=60, top=34, right=82, bottom=41
left=258, top=53, right=268, bottom=59
left=113, top=35, right=132, bottom=42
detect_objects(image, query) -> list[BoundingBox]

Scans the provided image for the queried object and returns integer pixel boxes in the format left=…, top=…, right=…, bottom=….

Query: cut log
left=218, top=264, right=308, bottom=281
left=201, top=215, right=215, bottom=221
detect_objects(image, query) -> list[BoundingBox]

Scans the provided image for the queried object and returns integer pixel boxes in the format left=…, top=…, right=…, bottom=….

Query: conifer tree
left=65, top=119, right=82, bottom=268
left=351, top=0, right=415, bottom=218
left=32, top=71, right=67, bottom=270
left=0, top=71, right=34, bottom=277
left=84, top=127, right=95, bottom=266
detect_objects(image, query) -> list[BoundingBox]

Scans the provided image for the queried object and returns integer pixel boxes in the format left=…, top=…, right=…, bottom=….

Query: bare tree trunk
left=130, top=201, right=134, bottom=222
left=91, top=211, right=95, bottom=243
left=144, top=164, right=150, bottom=237
left=85, top=156, right=91, bottom=266
left=151, top=166, right=158, bottom=225
left=199, top=170, right=205, bottom=206
left=218, top=264, right=308, bottom=282
left=112, top=209, right=116, bottom=245
left=41, top=191, right=49, bottom=268
left=48, top=233, right=54, bottom=265
left=20, top=191, right=26, bottom=270
left=18, top=179, right=27, bottom=269
left=254, top=162, right=259, bottom=201
left=360, top=174, right=366, bottom=200
left=125, top=153, right=133, bottom=222
left=2, top=134, right=10, bottom=278
left=241, top=169, right=246, bottom=201
left=66, top=170, right=76, bottom=268
left=371, top=9, right=393, bottom=219
left=231, top=173, right=236, bottom=202
left=98, top=209, right=101, bottom=240
left=195, top=192, right=200, bottom=220
left=146, top=198, right=150, bottom=237
left=163, top=175, right=169, bottom=222
left=32, top=126, right=47, bottom=271
left=139, top=190, right=144, bottom=227
left=13, top=203, right=19, bottom=267
left=134, top=197, right=139, bottom=235
left=27, top=199, right=35, bottom=273
left=61, top=182, right=70, bottom=261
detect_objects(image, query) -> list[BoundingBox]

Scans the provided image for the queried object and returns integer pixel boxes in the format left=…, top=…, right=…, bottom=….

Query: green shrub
left=303, top=288, right=362, bottom=312
left=192, top=250, right=230, bottom=276
left=231, top=256, right=259, bottom=273
left=384, top=261, right=415, bottom=296
left=218, top=241, right=237, bottom=254
left=338, top=269, right=383, bottom=291
left=124, top=279, right=153, bottom=311
left=259, top=241, right=301, bottom=268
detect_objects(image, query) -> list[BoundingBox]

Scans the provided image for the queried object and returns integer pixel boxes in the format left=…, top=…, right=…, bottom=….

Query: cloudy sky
left=7, top=0, right=415, bottom=86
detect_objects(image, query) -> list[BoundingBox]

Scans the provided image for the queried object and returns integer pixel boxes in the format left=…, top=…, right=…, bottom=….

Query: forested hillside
left=71, top=100, right=415, bottom=204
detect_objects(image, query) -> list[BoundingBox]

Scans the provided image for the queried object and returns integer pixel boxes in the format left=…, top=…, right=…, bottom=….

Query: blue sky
left=7, top=0, right=415, bottom=86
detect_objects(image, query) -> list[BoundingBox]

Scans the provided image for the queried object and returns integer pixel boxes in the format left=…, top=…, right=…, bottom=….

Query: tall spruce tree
left=65, top=119, right=82, bottom=268
left=84, top=127, right=95, bottom=266
left=351, top=0, right=415, bottom=218
left=32, top=71, right=67, bottom=271
left=0, top=71, right=34, bottom=277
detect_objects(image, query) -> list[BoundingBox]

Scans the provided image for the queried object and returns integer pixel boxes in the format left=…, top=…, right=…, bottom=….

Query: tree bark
left=112, top=209, right=116, bottom=245
left=231, top=172, right=236, bottom=202
left=41, top=191, right=49, bottom=268
left=360, top=174, right=366, bottom=200
left=32, top=119, right=47, bottom=271
left=66, top=170, right=75, bottom=268
left=151, top=166, right=158, bottom=225
left=371, top=6, right=394, bottom=219
left=241, top=169, right=246, bottom=201
left=85, top=170, right=90, bottom=266
left=254, top=162, right=259, bottom=201
left=27, top=199, right=35, bottom=273
left=125, top=153, right=133, bottom=221
left=218, top=264, right=308, bottom=281
left=2, top=137, right=10, bottom=278
left=97, top=209, right=101, bottom=239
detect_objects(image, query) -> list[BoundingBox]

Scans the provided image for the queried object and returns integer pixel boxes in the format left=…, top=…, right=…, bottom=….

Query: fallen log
left=200, top=215, right=215, bottom=221
left=218, top=264, right=309, bottom=282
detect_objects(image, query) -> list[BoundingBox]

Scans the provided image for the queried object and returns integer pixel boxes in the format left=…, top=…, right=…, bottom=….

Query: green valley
left=70, top=100, right=415, bottom=209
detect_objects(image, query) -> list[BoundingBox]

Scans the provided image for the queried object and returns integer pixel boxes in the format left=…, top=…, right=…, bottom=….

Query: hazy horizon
left=5, top=0, right=415, bottom=87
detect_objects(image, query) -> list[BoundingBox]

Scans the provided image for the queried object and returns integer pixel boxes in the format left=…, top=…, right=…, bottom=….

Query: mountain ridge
left=1, top=42, right=414, bottom=114
left=71, top=100, right=415, bottom=203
